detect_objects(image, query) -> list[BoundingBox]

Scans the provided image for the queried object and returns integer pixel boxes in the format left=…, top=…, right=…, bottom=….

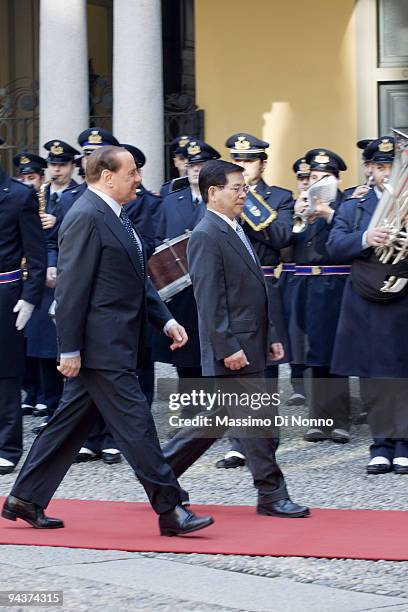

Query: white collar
left=88, top=186, right=122, bottom=217
left=190, top=188, right=202, bottom=203
left=207, top=208, right=238, bottom=231
left=374, top=186, right=383, bottom=200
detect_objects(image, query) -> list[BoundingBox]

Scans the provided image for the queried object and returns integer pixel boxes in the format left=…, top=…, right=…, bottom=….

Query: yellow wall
left=195, top=0, right=358, bottom=190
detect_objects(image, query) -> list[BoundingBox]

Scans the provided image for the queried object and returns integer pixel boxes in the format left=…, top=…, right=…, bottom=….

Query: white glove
left=46, top=267, right=57, bottom=288
left=13, top=300, right=35, bottom=331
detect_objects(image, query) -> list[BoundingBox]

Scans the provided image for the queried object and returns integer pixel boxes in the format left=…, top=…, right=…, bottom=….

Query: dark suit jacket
left=55, top=188, right=172, bottom=371
left=0, top=170, right=47, bottom=377
left=156, top=186, right=206, bottom=241
left=187, top=210, right=278, bottom=376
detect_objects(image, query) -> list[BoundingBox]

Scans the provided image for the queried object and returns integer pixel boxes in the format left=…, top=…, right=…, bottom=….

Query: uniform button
left=306, top=241, right=312, bottom=247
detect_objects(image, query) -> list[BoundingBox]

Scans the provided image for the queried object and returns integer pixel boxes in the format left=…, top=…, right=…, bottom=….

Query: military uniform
left=328, top=137, right=408, bottom=472
left=285, top=149, right=351, bottom=441
left=160, top=135, right=191, bottom=197
left=23, top=141, right=79, bottom=423
left=153, top=140, right=220, bottom=376
left=0, top=160, right=46, bottom=473
left=343, top=139, right=375, bottom=199
left=13, top=153, right=48, bottom=414
left=279, top=157, right=312, bottom=405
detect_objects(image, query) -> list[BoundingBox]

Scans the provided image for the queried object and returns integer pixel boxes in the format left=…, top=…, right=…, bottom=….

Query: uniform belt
left=0, top=269, right=22, bottom=284
left=294, top=265, right=351, bottom=276
left=280, top=263, right=296, bottom=273
left=261, top=266, right=278, bottom=277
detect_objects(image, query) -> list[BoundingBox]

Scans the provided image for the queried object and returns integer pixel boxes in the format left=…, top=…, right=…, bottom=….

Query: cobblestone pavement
left=0, top=364, right=407, bottom=610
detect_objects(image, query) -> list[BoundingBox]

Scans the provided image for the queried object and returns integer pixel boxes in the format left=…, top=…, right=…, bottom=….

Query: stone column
left=113, top=0, right=164, bottom=190
left=39, top=0, right=88, bottom=153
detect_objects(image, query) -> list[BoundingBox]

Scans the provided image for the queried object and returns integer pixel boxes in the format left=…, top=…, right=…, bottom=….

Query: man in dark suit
left=2, top=146, right=213, bottom=536
left=163, top=159, right=309, bottom=518
left=216, top=133, right=294, bottom=468
left=48, top=129, right=124, bottom=461
left=0, top=144, right=47, bottom=475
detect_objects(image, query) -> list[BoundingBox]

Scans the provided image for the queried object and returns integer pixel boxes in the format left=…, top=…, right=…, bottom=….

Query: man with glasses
left=214, top=133, right=294, bottom=469
left=163, top=159, right=309, bottom=518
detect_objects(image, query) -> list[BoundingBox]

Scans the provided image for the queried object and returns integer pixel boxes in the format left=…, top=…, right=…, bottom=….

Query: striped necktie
left=120, top=209, right=144, bottom=273
left=235, top=223, right=256, bottom=263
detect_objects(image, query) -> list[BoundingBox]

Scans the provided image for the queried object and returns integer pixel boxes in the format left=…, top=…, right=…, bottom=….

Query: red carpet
left=0, top=497, right=407, bottom=560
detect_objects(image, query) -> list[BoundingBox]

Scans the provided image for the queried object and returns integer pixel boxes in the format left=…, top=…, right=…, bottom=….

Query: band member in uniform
left=343, top=139, right=375, bottom=200
left=215, top=132, right=294, bottom=469
left=280, top=158, right=311, bottom=408
left=0, top=139, right=47, bottom=475
left=24, top=141, right=79, bottom=429
left=43, top=140, right=79, bottom=216
left=13, top=153, right=48, bottom=416
left=14, top=153, right=47, bottom=192
left=153, top=140, right=220, bottom=415
left=288, top=148, right=351, bottom=443
left=2, top=146, right=214, bottom=537
left=328, top=136, right=408, bottom=474
left=163, top=159, right=309, bottom=518
left=160, top=135, right=192, bottom=197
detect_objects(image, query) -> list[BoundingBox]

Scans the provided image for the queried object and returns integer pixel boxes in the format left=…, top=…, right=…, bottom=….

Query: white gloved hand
left=13, top=299, right=35, bottom=330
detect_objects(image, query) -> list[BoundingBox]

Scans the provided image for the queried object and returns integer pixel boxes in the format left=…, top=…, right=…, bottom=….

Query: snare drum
left=148, top=232, right=191, bottom=301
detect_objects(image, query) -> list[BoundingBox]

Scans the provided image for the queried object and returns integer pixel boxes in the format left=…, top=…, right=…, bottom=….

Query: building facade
left=0, top=0, right=407, bottom=190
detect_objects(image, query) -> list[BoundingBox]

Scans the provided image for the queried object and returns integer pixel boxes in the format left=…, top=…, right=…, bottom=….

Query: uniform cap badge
left=88, top=130, right=103, bottom=145
left=234, top=136, right=251, bottom=150
left=314, top=151, right=330, bottom=164
left=50, top=142, right=64, bottom=156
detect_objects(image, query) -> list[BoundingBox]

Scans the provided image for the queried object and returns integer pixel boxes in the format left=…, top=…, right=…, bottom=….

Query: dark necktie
left=49, top=192, right=59, bottom=214
left=120, top=209, right=144, bottom=273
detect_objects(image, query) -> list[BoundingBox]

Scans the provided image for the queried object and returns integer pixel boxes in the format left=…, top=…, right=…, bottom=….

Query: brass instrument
left=292, top=175, right=338, bottom=233
left=292, top=191, right=310, bottom=234
left=38, top=179, right=51, bottom=214
left=367, top=129, right=408, bottom=293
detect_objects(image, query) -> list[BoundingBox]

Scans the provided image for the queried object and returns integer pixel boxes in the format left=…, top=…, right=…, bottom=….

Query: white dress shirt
left=207, top=208, right=238, bottom=230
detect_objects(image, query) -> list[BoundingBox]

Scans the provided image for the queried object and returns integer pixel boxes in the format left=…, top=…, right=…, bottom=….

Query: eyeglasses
left=216, top=184, right=249, bottom=195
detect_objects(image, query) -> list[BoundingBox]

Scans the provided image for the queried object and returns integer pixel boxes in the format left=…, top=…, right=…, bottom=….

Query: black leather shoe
left=0, top=465, right=15, bottom=476
left=393, top=463, right=408, bottom=475
left=331, top=429, right=350, bottom=444
left=21, top=403, right=34, bottom=415
left=159, top=504, right=214, bottom=536
left=304, top=428, right=329, bottom=442
left=74, top=448, right=101, bottom=463
left=102, top=451, right=122, bottom=465
left=1, top=495, right=64, bottom=529
left=257, top=498, right=310, bottom=518
left=287, top=393, right=306, bottom=407
left=366, top=464, right=392, bottom=475
left=215, top=456, right=246, bottom=469
left=33, top=404, right=50, bottom=417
